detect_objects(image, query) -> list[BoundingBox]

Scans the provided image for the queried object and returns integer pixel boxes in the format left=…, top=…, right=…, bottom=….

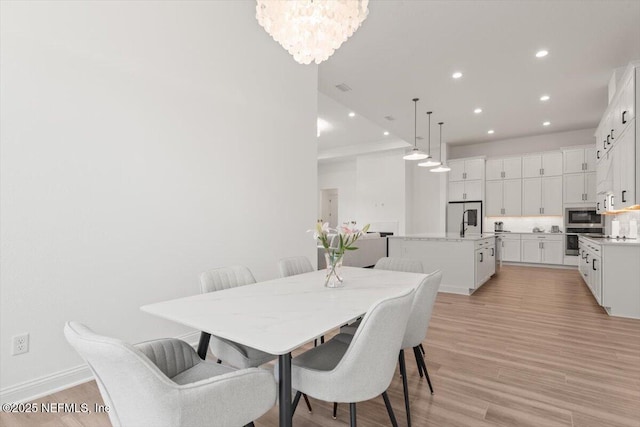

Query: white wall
left=449, top=128, right=596, bottom=159
left=317, top=159, right=358, bottom=225
left=0, top=1, right=317, bottom=395
left=407, top=163, right=447, bottom=234
left=317, top=149, right=407, bottom=235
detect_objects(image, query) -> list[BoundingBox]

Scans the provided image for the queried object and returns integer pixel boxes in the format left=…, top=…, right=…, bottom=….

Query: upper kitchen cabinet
left=486, top=157, right=522, bottom=181
left=448, top=158, right=485, bottom=182
left=563, top=147, right=596, bottom=174
left=522, top=152, right=563, bottom=178
left=449, top=180, right=483, bottom=202
left=486, top=179, right=522, bottom=216
left=523, top=176, right=563, bottom=216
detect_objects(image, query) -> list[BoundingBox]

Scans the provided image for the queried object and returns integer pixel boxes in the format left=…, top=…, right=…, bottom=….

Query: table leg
left=197, top=332, right=211, bottom=360
left=278, top=353, right=292, bottom=427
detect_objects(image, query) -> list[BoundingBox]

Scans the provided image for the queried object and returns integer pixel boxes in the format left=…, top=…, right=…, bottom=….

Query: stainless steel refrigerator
left=447, top=201, right=483, bottom=235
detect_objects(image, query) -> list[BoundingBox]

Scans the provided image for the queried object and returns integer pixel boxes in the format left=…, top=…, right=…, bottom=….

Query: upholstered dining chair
left=278, top=256, right=314, bottom=278
left=199, top=265, right=277, bottom=369
left=64, top=321, right=276, bottom=427
left=336, top=271, right=442, bottom=427
left=276, top=288, right=416, bottom=427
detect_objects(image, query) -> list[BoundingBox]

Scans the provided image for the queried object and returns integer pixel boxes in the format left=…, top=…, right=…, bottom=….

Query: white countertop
left=579, top=234, right=640, bottom=246
left=496, top=231, right=565, bottom=235
left=390, top=233, right=496, bottom=242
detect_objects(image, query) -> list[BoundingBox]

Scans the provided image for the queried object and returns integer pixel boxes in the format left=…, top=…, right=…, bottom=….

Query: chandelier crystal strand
left=256, top=0, right=369, bottom=65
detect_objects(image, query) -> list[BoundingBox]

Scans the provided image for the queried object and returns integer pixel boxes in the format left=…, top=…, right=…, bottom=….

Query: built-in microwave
left=565, top=208, right=603, bottom=228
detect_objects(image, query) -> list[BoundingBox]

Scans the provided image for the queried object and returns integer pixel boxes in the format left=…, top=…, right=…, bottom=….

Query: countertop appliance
left=494, top=221, right=504, bottom=232
left=447, top=201, right=482, bottom=235
left=565, top=208, right=603, bottom=228
left=565, top=227, right=603, bottom=256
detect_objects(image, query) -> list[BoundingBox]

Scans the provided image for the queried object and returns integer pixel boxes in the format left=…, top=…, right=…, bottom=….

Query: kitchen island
left=388, top=233, right=497, bottom=295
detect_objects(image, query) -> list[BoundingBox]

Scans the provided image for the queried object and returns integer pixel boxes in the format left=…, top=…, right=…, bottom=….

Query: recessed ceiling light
left=543, top=121, right=551, bottom=126
left=487, top=129, right=495, bottom=134
left=536, top=50, right=548, bottom=58
left=348, top=112, right=356, bottom=117
left=452, top=71, right=463, bottom=79
left=474, top=108, right=482, bottom=114
left=540, top=95, right=550, bottom=101
left=383, top=131, right=389, bottom=136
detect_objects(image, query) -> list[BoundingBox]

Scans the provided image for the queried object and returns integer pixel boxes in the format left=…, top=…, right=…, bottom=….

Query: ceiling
left=317, top=0, right=640, bottom=148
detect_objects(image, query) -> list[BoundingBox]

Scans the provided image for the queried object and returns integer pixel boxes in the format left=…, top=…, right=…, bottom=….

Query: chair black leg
left=292, top=391, right=302, bottom=415
left=382, top=391, right=399, bottom=427
left=243, top=423, right=255, bottom=427
left=217, top=359, right=222, bottom=364
left=413, top=346, right=424, bottom=378
left=333, top=402, right=338, bottom=419
left=419, top=343, right=425, bottom=355
left=417, top=350, right=434, bottom=394
left=398, top=350, right=411, bottom=427
left=303, top=393, right=313, bottom=413
left=349, top=403, right=357, bottom=427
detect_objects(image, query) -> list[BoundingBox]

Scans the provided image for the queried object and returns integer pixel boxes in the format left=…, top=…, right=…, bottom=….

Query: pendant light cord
left=438, top=122, right=444, bottom=161
left=413, top=98, right=419, bottom=148
left=427, top=111, right=432, bottom=156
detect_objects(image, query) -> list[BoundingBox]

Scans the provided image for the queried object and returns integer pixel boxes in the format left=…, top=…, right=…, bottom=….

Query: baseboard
left=438, top=285, right=471, bottom=295
left=502, top=262, right=577, bottom=270
left=0, top=331, right=201, bottom=405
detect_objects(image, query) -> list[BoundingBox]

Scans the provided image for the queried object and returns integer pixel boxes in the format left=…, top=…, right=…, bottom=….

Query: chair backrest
left=330, top=288, right=415, bottom=402
left=64, top=322, right=183, bottom=427
left=199, top=265, right=256, bottom=294
left=374, top=257, right=424, bottom=273
left=402, top=270, right=442, bottom=348
left=278, top=256, right=313, bottom=278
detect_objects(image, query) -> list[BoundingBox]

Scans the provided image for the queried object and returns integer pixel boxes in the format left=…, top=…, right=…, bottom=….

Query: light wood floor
left=2, top=265, right=640, bottom=427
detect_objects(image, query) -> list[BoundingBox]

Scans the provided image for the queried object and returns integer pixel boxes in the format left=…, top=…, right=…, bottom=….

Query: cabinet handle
left=622, top=111, right=627, bottom=124
left=604, top=198, right=607, bottom=209
left=480, top=252, right=483, bottom=262
left=491, top=248, right=494, bottom=256
left=611, top=196, right=614, bottom=207
left=622, top=190, right=627, bottom=203
left=592, top=259, right=597, bottom=271
left=610, top=129, right=614, bottom=140
left=597, top=202, right=600, bottom=211
left=597, top=150, right=600, bottom=160
left=603, top=139, right=606, bottom=149
left=606, top=135, right=610, bottom=145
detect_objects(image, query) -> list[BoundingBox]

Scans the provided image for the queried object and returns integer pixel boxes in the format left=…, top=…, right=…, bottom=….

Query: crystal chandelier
left=255, top=0, right=369, bottom=65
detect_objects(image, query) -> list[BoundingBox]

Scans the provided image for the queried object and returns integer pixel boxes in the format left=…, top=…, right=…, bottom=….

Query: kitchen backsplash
left=604, top=210, right=640, bottom=238
left=485, top=216, right=564, bottom=233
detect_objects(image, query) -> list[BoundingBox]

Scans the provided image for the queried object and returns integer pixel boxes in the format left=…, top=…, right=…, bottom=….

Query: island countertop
left=389, top=233, right=496, bottom=242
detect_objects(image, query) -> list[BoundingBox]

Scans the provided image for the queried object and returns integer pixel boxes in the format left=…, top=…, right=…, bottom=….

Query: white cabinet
left=523, top=176, right=562, bottom=215
left=448, top=158, right=484, bottom=182
left=486, top=157, right=522, bottom=180
left=522, top=152, right=563, bottom=178
left=500, top=234, right=521, bottom=262
left=612, top=127, right=636, bottom=210
left=563, top=147, right=596, bottom=174
left=486, top=179, right=521, bottom=216
left=564, top=172, right=597, bottom=204
left=449, top=180, right=483, bottom=202
left=521, top=234, right=563, bottom=264
left=474, top=238, right=496, bottom=288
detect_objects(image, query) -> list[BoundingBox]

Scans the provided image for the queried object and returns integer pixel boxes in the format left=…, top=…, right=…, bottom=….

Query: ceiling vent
left=384, top=115, right=395, bottom=121
left=335, top=83, right=352, bottom=92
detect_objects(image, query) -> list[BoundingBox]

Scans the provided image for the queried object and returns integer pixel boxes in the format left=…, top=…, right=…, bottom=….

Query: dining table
left=141, top=266, right=427, bottom=427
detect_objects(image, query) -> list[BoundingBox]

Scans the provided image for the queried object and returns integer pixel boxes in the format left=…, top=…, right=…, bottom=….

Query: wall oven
left=564, top=209, right=603, bottom=256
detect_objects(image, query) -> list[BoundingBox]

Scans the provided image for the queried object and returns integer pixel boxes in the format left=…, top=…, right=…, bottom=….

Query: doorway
left=320, top=189, right=339, bottom=228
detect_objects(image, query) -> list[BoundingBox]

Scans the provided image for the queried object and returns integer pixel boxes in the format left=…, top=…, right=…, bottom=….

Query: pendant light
left=418, top=111, right=441, bottom=167
left=403, top=98, right=428, bottom=161
left=430, top=122, right=451, bottom=173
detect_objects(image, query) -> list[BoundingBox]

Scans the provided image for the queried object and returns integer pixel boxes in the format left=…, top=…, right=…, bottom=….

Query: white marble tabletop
left=141, top=267, right=426, bottom=355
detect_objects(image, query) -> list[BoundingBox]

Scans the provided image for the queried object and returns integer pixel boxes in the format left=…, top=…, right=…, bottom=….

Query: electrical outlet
left=12, top=333, right=29, bottom=355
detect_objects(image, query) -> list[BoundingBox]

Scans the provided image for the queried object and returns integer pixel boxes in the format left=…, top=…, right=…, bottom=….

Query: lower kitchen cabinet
left=500, top=233, right=521, bottom=262
left=579, top=236, right=640, bottom=319
left=520, top=234, right=564, bottom=265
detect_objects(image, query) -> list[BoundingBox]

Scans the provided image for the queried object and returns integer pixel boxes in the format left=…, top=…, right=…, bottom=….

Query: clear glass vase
left=324, top=250, right=344, bottom=288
